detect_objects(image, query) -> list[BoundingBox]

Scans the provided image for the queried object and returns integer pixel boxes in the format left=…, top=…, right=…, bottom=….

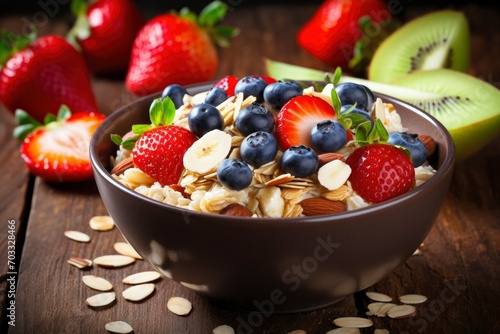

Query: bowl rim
left=90, top=81, right=455, bottom=226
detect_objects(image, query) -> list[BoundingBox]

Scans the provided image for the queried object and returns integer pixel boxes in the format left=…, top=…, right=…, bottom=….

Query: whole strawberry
left=0, top=32, right=99, bottom=123
left=67, top=0, right=145, bottom=75
left=125, top=1, right=238, bottom=96
left=15, top=105, right=105, bottom=182
left=346, top=143, right=415, bottom=203
left=297, top=0, right=394, bottom=73
left=112, top=96, right=198, bottom=186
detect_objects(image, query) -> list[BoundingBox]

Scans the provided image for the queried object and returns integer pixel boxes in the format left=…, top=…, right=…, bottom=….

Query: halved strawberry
left=275, top=95, right=336, bottom=151
left=16, top=106, right=105, bottom=182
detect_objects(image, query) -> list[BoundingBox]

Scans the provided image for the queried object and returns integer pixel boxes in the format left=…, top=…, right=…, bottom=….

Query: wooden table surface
left=1, top=3, right=499, bottom=334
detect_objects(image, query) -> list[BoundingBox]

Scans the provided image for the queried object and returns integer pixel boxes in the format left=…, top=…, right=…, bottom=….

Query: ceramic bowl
left=90, top=82, right=454, bottom=313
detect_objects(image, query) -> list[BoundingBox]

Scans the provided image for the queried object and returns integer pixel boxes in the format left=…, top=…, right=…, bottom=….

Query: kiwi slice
left=369, top=10, right=470, bottom=83
left=265, top=59, right=500, bottom=161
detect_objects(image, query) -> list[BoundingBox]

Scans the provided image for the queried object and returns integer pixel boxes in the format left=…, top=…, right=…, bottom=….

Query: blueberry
left=217, top=158, right=253, bottom=190
left=310, top=120, right=347, bottom=153
left=188, top=103, right=224, bottom=137
left=240, top=131, right=279, bottom=167
left=204, top=86, right=228, bottom=106
left=235, top=102, right=275, bottom=136
left=280, top=145, right=319, bottom=178
left=161, top=84, right=188, bottom=109
left=263, top=80, right=303, bottom=110
left=387, top=132, right=428, bottom=167
left=335, top=82, right=375, bottom=112
left=234, top=75, right=268, bottom=102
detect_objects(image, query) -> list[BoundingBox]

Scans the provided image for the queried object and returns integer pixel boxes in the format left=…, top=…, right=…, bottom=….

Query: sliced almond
left=85, top=292, right=116, bottom=308
left=318, top=152, right=345, bottom=167
left=94, top=255, right=135, bottom=268
left=105, top=320, right=134, bottom=334
left=122, top=283, right=155, bottom=301
left=123, top=271, right=161, bottom=285
left=332, top=317, right=373, bottom=328
left=265, top=173, right=295, bottom=187
left=387, top=304, right=417, bottom=319
left=399, top=294, right=427, bottom=304
left=167, top=296, right=192, bottom=316
left=113, top=242, right=142, bottom=259
left=287, top=330, right=307, bottom=334
left=368, top=302, right=398, bottom=317
left=213, top=324, right=235, bottom=334
left=82, top=275, right=113, bottom=291
left=325, top=328, right=360, bottom=334
left=64, top=230, right=90, bottom=243
left=366, top=291, right=392, bottom=302
left=111, top=156, right=134, bottom=175
left=89, top=215, right=115, bottom=231
left=67, top=257, right=93, bottom=269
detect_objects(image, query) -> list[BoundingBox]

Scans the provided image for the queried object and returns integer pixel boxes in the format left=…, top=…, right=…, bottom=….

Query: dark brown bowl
left=90, top=82, right=455, bottom=313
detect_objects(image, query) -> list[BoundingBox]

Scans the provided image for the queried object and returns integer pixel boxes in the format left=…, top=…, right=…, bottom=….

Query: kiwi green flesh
left=369, top=10, right=470, bottom=84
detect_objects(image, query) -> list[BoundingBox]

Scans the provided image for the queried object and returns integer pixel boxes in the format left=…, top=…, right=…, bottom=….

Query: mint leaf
left=149, top=97, right=175, bottom=126
left=132, top=124, right=152, bottom=135
left=330, top=87, right=342, bottom=115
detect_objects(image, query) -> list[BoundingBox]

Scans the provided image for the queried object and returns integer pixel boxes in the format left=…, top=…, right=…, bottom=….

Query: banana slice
left=318, top=159, right=352, bottom=191
left=183, top=130, right=232, bottom=174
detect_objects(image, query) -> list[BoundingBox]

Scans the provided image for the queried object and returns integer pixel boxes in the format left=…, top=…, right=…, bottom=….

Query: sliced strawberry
left=275, top=95, right=336, bottom=151
left=213, top=75, right=239, bottom=96
left=346, top=143, right=415, bottom=203
left=19, top=108, right=105, bottom=182
left=132, top=126, right=197, bottom=186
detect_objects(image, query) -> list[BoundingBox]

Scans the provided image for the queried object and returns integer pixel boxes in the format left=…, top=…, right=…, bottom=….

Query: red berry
left=214, top=75, right=239, bottom=96
left=132, top=126, right=198, bottom=186
left=346, top=144, right=415, bottom=203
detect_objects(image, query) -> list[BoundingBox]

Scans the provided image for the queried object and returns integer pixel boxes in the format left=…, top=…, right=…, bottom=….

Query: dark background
left=0, top=0, right=494, bottom=19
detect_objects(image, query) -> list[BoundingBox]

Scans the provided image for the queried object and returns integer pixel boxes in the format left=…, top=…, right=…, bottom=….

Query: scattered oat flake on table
left=67, top=256, right=93, bottom=269
left=113, top=242, right=142, bottom=259
left=82, top=275, right=113, bottom=291
left=167, top=296, right=192, bottom=316
left=89, top=215, right=115, bottom=231
left=94, top=255, right=135, bottom=267
left=325, top=328, right=360, bottom=334
left=123, top=271, right=161, bottom=285
left=399, top=294, right=428, bottom=304
left=366, top=291, right=392, bottom=302
left=64, top=230, right=90, bottom=242
left=122, top=283, right=155, bottom=301
left=332, top=317, right=373, bottom=328
left=387, top=304, right=417, bottom=318
left=213, top=324, right=235, bottom=334
left=105, top=320, right=133, bottom=334
left=85, top=292, right=116, bottom=308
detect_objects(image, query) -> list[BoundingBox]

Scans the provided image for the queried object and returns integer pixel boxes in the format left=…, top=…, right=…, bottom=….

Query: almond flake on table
left=366, top=291, right=392, bottom=302
left=93, top=255, right=135, bottom=268
left=113, top=241, right=142, bottom=259
left=332, top=317, right=373, bottom=328
left=85, top=292, right=116, bottom=308
left=325, top=328, right=360, bottom=334
left=64, top=230, right=90, bottom=243
left=67, top=257, right=93, bottom=269
left=123, top=271, right=161, bottom=285
left=82, top=275, right=113, bottom=291
left=89, top=215, right=115, bottom=231
left=122, top=283, right=155, bottom=301
left=399, top=294, right=428, bottom=304
left=212, top=324, right=235, bottom=334
left=167, top=296, right=192, bottom=316
left=387, top=304, right=417, bottom=318
left=105, top=320, right=133, bottom=334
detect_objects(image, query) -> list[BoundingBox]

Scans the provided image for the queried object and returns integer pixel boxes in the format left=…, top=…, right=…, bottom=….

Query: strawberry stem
left=0, top=30, right=37, bottom=67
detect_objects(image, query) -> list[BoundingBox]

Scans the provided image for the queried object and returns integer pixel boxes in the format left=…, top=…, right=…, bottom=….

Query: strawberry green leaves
left=14, top=104, right=72, bottom=141
left=0, top=30, right=36, bottom=66
left=111, top=96, right=177, bottom=150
